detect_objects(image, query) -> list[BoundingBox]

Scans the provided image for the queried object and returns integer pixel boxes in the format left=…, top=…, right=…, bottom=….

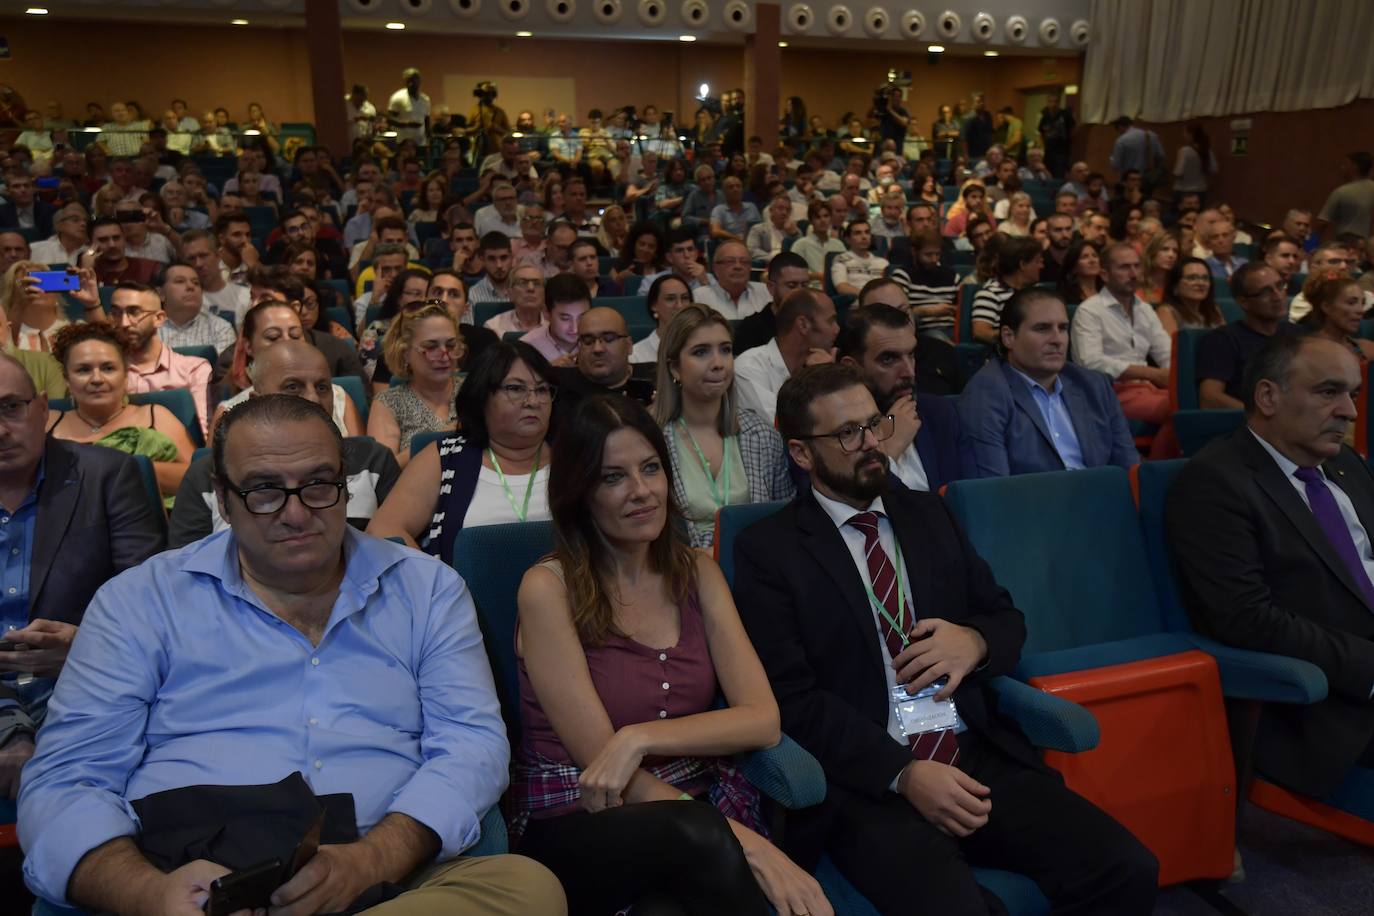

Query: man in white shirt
left=156, top=261, right=238, bottom=355
left=15, top=110, right=53, bottom=163
left=831, top=219, right=890, bottom=298
left=692, top=241, right=772, bottom=321
left=30, top=206, right=88, bottom=267
left=640, top=228, right=709, bottom=291
left=734, top=289, right=838, bottom=423
left=474, top=181, right=522, bottom=239
left=479, top=136, right=539, bottom=183
left=746, top=194, right=800, bottom=264
left=1071, top=243, right=1173, bottom=455
left=387, top=68, right=431, bottom=144
left=791, top=200, right=847, bottom=287
left=346, top=84, right=378, bottom=142
left=180, top=230, right=250, bottom=328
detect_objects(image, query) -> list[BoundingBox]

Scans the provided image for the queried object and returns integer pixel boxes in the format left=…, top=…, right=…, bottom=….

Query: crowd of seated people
left=0, top=78, right=1371, bottom=915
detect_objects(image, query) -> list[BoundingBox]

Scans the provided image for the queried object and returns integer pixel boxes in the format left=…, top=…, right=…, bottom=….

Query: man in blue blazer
left=837, top=302, right=966, bottom=491
left=958, top=288, right=1138, bottom=477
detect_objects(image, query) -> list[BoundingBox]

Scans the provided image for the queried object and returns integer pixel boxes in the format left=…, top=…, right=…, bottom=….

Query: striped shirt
left=891, top=265, right=958, bottom=336
left=158, top=310, right=237, bottom=354
left=970, top=278, right=1016, bottom=334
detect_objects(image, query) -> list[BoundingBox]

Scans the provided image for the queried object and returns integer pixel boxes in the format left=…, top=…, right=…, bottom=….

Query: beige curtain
left=1082, top=0, right=1374, bottom=123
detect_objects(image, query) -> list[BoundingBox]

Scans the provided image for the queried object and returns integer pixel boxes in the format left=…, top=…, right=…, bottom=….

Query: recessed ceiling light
left=927, top=44, right=945, bottom=53
left=516, top=30, right=533, bottom=37
left=230, top=18, right=249, bottom=25
left=25, top=7, right=49, bottom=14
left=778, top=40, right=788, bottom=47
left=678, top=34, right=696, bottom=41
left=983, top=50, right=999, bottom=57
left=385, top=21, right=406, bottom=30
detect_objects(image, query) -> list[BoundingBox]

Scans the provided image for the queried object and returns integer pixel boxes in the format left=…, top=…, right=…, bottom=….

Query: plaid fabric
left=509, top=748, right=768, bottom=844
left=666, top=407, right=796, bottom=549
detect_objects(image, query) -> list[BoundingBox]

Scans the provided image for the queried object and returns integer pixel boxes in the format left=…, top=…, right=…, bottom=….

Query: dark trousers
left=807, top=731, right=1159, bottom=916
left=519, top=799, right=771, bottom=916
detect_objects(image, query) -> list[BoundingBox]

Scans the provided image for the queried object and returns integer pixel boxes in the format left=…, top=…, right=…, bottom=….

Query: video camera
left=472, top=81, right=498, bottom=104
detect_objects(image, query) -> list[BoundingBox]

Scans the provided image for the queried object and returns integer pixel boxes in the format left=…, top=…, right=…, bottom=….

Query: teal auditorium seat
left=714, top=502, right=1100, bottom=915
left=332, top=375, right=368, bottom=426
left=1169, top=327, right=1210, bottom=411
left=410, top=429, right=449, bottom=458
left=130, top=455, right=166, bottom=533
left=50, top=389, right=204, bottom=448
left=1174, top=408, right=1245, bottom=457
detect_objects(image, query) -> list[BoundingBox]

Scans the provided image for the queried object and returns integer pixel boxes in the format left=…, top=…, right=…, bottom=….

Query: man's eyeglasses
left=496, top=383, right=556, bottom=405
left=511, top=277, right=545, bottom=289
left=109, top=307, right=155, bottom=322
left=0, top=397, right=35, bottom=425
left=796, top=414, right=896, bottom=453
left=223, top=479, right=346, bottom=515
left=577, top=332, right=629, bottom=348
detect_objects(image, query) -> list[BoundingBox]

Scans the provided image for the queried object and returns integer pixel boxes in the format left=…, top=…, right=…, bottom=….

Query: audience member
left=970, top=235, right=1044, bottom=346
left=1139, top=231, right=1181, bottom=305
left=1261, top=233, right=1304, bottom=292
left=734, top=362, right=1158, bottom=914
left=554, top=308, right=654, bottom=408
left=733, top=252, right=812, bottom=357
left=1167, top=333, right=1374, bottom=801
left=1196, top=261, right=1297, bottom=410
left=154, top=261, right=238, bottom=354
left=890, top=229, right=958, bottom=342
left=513, top=394, right=823, bottom=915
left=609, top=221, right=665, bottom=287
left=45, top=322, right=193, bottom=505
left=1281, top=208, right=1313, bottom=252
left=746, top=194, right=801, bottom=263
left=1172, top=122, right=1217, bottom=205
left=0, top=300, right=64, bottom=398
left=836, top=304, right=964, bottom=491
left=2, top=262, right=72, bottom=352
left=368, top=302, right=463, bottom=462
left=1203, top=221, right=1248, bottom=280
left=1299, top=274, right=1374, bottom=365
left=213, top=210, right=259, bottom=287
left=1289, top=241, right=1374, bottom=321
left=709, top=175, right=761, bottom=243
left=102, top=282, right=210, bottom=437
left=1071, top=243, right=1173, bottom=449
left=475, top=180, right=521, bottom=239
left=569, top=237, right=623, bottom=298
left=958, top=288, right=1137, bottom=476
left=170, top=341, right=398, bottom=546
left=358, top=267, right=431, bottom=384
left=80, top=217, right=160, bottom=286
left=0, top=233, right=30, bottom=277
left=653, top=304, right=794, bottom=547
left=368, top=341, right=556, bottom=554
left=1314, top=150, right=1374, bottom=240
left=856, top=280, right=962, bottom=396
left=18, top=393, right=562, bottom=915
left=1054, top=241, right=1104, bottom=308
left=1156, top=256, right=1225, bottom=337
left=179, top=229, right=251, bottom=327
left=1038, top=212, right=1076, bottom=285
left=791, top=199, right=846, bottom=285
left=29, top=206, right=86, bottom=267
left=630, top=273, right=694, bottom=366
left=0, top=172, right=56, bottom=238
left=521, top=274, right=590, bottom=364
left=484, top=260, right=547, bottom=337
left=941, top=182, right=992, bottom=239
left=734, top=289, right=838, bottom=423
left=693, top=241, right=771, bottom=321
left=468, top=233, right=516, bottom=304
left=0, top=350, right=163, bottom=799
left=830, top=219, right=889, bottom=298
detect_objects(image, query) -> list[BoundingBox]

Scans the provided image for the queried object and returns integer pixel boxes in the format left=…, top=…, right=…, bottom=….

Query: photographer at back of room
left=870, top=84, right=910, bottom=148
left=716, top=89, right=746, bottom=158
left=467, top=81, right=510, bottom=166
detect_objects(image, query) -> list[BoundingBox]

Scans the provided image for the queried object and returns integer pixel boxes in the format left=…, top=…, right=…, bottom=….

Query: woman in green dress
left=46, top=324, right=194, bottom=508
left=654, top=304, right=794, bottom=549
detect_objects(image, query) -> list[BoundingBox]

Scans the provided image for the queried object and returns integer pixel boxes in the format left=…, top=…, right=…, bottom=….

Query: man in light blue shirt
left=709, top=175, right=761, bottom=243
left=1108, top=117, right=1164, bottom=186
left=18, top=395, right=564, bottom=915
left=959, top=288, right=1138, bottom=477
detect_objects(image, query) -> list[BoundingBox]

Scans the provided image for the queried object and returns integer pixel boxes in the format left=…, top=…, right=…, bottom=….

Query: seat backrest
left=332, top=375, right=368, bottom=426
left=452, top=520, right=556, bottom=738
left=129, top=389, right=204, bottom=448
left=594, top=296, right=652, bottom=329
left=943, top=467, right=1165, bottom=654
left=130, top=454, right=168, bottom=534
left=1170, top=327, right=1210, bottom=412
left=1174, top=408, right=1244, bottom=457
left=957, top=283, right=980, bottom=343
left=1134, top=460, right=1191, bottom=632
left=473, top=301, right=513, bottom=328
left=171, top=345, right=218, bottom=373
left=410, top=429, right=448, bottom=458
left=714, top=500, right=788, bottom=589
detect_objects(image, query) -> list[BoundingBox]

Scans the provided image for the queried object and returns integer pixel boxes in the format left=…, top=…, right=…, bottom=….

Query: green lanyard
left=861, top=538, right=910, bottom=648
left=677, top=419, right=731, bottom=510
left=488, top=445, right=542, bottom=522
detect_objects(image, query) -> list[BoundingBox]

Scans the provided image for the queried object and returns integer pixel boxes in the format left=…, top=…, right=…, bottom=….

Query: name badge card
left=892, top=678, right=962, bottom=738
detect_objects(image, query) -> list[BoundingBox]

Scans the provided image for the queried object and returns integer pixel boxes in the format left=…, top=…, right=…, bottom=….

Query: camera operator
left=387, top=67, right=431, bottom=145
left=467, top=81, right=510, bottom=167
left=871, top=85, right=910, bottom=148
left=716, top=89, right=746, bottom=158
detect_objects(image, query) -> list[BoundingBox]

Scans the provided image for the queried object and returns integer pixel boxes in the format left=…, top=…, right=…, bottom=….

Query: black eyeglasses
left=577, top=331, right=630, bottom=348
left=795, top=414, right=895, bottom=453
left=223, top=479, right=346, bottom=515
left=0, top=397, right=35, bottom=425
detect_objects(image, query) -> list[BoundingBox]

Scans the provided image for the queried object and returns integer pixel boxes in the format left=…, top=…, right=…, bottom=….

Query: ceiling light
left=230, top=18, right=249, bottom=25
left=385, top=21, right=406, bottom=30
left=778, top=40, right=788, bottom=47
left=927, top=44, right=945, bottom=53
left=516, top=30, right=533, bottom=37
left=679, top=34, right=697, bottom=41
left=242, top=129, right=261, bottom=136
left=1064, top=84, right=1080, bottom=95
left=983, top=50, right=999, bottom=57
left=25, top=8, right=48, bottom=15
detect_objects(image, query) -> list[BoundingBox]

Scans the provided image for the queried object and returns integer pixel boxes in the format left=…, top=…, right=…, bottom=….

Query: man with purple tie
left=733, top=363, right=1157, bottom=914
left=1168, top=334, right=1374, bottom=798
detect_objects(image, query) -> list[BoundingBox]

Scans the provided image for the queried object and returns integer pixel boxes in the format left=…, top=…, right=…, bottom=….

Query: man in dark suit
left=1167, top=334, right=1374, bottom=798
left=0, top=352, right=164, bottom=796
left=856, top=278, right=962, bottom=395
left=838, top=302, right=965, bottom=490
left=0, top=172, right=56, bottom=240
left=958, top=288, right=1138, bottom=477
left=734, top=363, right=1157, bottom=914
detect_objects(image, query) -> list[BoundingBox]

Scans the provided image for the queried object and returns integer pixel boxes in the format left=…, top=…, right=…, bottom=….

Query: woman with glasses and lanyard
left=367, top=302, right=465, bottom=465
left=654, top=304, right=794, bottom=549
left=368, top=340, right=557, bottom=554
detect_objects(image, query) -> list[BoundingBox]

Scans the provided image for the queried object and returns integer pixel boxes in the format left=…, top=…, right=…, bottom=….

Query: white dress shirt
left=692, top=280, right=772, bottom=321
left=733, top=338, right=790, bottom=423
left=1070, top=290, right=1172, bottom=380
left=630, top=329, right=660, bottom=365
left=891, top=442, right=931, bottom=492
left=474, top=205, right=521, bottom=240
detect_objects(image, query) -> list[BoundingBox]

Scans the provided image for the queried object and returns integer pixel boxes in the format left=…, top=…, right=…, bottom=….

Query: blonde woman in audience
left=1, top=261, right=71, bottom=352
left=1139, top=231, right=1181, bottom=305
left=997, top=191, right=1034, bottom=238
left=46, top=323, right=193, bottom=505
left=654, top=304, right=794, bottom=549
left=368, top=340, right=557, bottom=555
left=597, top=204, right=630, bottom=259
left=367, top=302, right=464, bottom=465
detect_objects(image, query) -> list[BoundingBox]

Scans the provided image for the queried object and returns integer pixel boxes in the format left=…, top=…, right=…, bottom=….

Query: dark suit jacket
left=957, top=359, right=1138, bottom=478
left=29, top=438, right=165, bottom=626
left=733, top=487, right=1039, bottom=801
left=1166, top=429, right=1374, bottom=796
left=0, top=200, right=56, bottom=240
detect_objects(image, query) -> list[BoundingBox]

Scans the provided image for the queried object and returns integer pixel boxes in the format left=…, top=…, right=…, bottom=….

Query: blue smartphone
left=31, top=271, right=79, bottom=293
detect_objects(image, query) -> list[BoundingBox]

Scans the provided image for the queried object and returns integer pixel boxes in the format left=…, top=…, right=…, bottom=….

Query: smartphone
left=0, top=642, right=23, bottom=652
left=203, top=859, right=282, bottom=916
left=31, top=271, right=80, bottom=293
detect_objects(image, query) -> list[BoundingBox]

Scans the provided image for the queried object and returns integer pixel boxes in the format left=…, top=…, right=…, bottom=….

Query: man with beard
left=551, top=307, right=654, bottom=409
left=732, top=362, right=1158, bottom=915
left=734, top=289, right=838, bottom=424
left=957, top=289, right=1137, bottom=477
left=80, top=218, right=160, bottom=286
left=836, top=303, right=965, bottom=491
left=109, top=282, right=213, bottom=438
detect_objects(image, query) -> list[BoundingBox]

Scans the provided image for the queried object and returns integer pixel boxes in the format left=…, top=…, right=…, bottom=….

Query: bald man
left=552, top=307, right=655, bottom=409
left=168, top=341, right=400, bottom=546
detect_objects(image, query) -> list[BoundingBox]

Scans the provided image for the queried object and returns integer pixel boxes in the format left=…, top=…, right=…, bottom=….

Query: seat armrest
left=1182, top=634, right=1329, bottom=705
left=735, top=732, right=827, bottom=810
left=465, top=805, right=509, bottom=857
left=988, top=676, right=1100, bottom=753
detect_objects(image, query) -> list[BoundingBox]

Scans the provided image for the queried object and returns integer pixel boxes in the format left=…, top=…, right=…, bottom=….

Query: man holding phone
left=19, top=395, right=564, bottom=916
